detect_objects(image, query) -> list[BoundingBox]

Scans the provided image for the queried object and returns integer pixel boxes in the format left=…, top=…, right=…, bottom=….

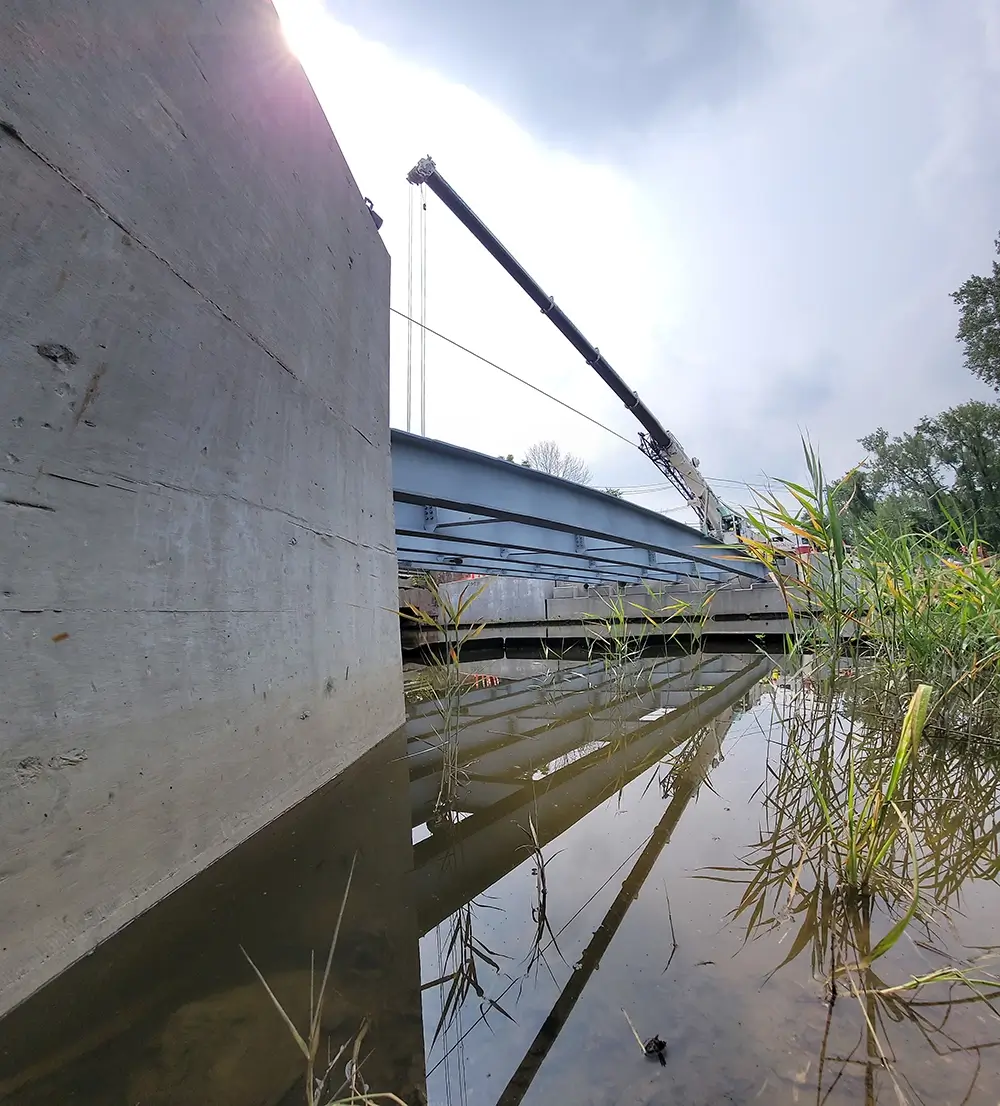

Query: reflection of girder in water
left=414, top=656, right=771, bottom=934
left=405, top=652, right=744, bottom=734
left=405, top=655, right=704, bottom=766
left=409, top=655, right=748, bottom=826
left=494, top=703, right=736, bottom=1106
left=407, top=654, right=745, bottom=794
left=407, top=658, right=609, bottom=739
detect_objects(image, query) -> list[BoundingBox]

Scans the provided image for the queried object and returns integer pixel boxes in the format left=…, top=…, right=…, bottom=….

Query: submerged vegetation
left=243, top=858, right=407, bottom=1106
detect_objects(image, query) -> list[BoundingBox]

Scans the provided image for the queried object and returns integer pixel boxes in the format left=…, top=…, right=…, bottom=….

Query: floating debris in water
left=622, top=1007, right=667, bottom=1066
left=644, top=1035, right=668, bottom=1066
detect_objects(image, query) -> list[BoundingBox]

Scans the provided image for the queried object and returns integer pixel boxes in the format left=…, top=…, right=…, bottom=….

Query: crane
left=405, top=156, right=748, bottom=543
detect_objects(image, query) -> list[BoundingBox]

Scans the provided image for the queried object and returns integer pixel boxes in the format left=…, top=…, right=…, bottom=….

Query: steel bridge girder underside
left=391, top=431, right=769, bottom=586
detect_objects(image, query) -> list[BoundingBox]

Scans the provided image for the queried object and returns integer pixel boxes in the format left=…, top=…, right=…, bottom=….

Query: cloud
left=324, top=0, right=769, bottom=154
left=278, top=0, right=1000, bottom=521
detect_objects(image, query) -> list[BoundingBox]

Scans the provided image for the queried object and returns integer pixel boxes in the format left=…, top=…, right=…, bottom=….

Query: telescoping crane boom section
left=405, top=156, right=743, bottom=541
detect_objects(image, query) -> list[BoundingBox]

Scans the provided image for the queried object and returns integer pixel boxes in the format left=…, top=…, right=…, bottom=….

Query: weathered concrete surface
left=0, top=0, right=402, bottom=1016
left=400, top=575, right=553, bottom=624
left=0, top=731, right=424, bottom=1106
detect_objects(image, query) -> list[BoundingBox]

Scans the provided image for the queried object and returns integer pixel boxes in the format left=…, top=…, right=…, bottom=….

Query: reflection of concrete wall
left=0, top=0, right=402, bottom=1015
left=0, top=732, right=424, bottom=1106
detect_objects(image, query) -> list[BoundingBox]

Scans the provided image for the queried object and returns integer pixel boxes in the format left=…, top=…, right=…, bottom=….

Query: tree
left=604, top=487, right=623, bottom=498
left=842, top=401, right=1000, bottom=546
left=521, top=440, right=592, bottom=484
left=927, top=401, right=1000, bottom=544
left=858, top=422, right=951, bottom=530
left=953, top=234, right=1000, bottom=389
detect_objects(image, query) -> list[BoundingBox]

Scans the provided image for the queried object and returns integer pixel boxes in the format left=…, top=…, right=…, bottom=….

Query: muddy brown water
left=2, top=650, right=1000, bottom=1105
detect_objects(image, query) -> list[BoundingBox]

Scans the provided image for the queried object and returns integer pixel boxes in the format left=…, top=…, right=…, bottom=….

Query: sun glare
left=272, top=0, right=327, bottom=62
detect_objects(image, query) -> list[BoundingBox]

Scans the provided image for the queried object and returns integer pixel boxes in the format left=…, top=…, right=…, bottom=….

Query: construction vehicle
left=406, top=155, right=751, bottom=544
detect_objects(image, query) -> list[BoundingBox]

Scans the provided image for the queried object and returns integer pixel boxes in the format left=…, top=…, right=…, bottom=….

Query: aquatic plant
left=400, top=574, right=487, bottom=816
left=242, top=857, right=408, bottom=1106
left=707, top=685, right=932, bottom=971
left=706, top=675, right=1000, bottom=1103
left=582, top=580, right=707, bottom=703
left=741, top=437, right=1000, bottom=734
left=421, top=899, right=514, bottom=1053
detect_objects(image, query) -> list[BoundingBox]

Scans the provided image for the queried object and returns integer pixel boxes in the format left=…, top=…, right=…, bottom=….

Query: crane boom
left=406, top=156, right=739, bottom=539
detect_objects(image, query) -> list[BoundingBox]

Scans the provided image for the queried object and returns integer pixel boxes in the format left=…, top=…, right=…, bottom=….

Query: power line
left=618, top=476, right=773, bottom=495
left=388, top=307, right=637, bottom=449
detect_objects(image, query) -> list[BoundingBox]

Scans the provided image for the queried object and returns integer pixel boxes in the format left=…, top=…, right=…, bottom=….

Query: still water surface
left=2, top=650, right=1000, bottom=1104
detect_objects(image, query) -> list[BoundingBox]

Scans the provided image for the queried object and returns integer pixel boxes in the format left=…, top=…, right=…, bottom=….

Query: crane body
left=406, top=156, right=746, bottom=542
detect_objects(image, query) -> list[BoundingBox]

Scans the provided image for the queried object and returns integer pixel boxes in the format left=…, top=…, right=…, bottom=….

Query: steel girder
left=391, top=430, right=769, bottom=585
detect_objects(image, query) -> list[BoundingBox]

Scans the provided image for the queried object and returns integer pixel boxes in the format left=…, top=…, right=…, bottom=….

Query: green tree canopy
left=953, top=234, right=1000, bottom=389
left=839, top=401, right=1000, bottom=546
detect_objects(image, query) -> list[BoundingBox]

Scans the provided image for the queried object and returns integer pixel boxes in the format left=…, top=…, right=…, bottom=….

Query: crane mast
left=406, top=155, right=743, bottom=540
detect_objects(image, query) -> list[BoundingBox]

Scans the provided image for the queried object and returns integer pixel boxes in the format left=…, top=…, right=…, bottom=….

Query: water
left=3, top=650, right=1000, bottom=1104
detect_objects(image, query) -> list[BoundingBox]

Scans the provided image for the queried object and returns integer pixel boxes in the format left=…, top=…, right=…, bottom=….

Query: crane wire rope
left=389, top=309, right=769, bottom=513
left=406, top=187, right=414, bottom=431
left=419, top=182, right=428, bottom=436
left=388, top=307, right=636, bottom=449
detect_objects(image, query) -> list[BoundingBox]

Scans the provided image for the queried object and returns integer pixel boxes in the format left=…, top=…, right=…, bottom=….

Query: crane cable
left=405, top=188, right=414, bottom=431
left=388, top=307, right=636, bottom=449
left=388, top=309, right=769, bottom=510
left=419, top=183, right=428, bottom=436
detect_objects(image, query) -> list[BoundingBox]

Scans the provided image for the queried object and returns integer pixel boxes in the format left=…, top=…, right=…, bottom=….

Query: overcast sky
left=276, top=0, right=999, bottom=520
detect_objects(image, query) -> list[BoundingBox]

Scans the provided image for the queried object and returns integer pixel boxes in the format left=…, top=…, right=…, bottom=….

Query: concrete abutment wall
left=0, top=0, right=402, bottom=1015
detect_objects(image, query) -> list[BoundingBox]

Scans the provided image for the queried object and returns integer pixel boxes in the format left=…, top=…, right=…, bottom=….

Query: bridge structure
left=0, top=0, right=780, bottom=1032
left=391, top=430, right=770, bottom=587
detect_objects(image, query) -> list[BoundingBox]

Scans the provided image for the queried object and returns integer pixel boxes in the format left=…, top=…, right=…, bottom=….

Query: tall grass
left=719, top=447, right=1000, bottom=1100
left=400, top=576, right=522, bottom=1060
left=582, top=581, right=706, bottom=699
left=400, top=575, right=487, bottom=818
left=703, top=675, right=1000, bottom=1103
left=741, top=437, right=1000, bottom=735
left=705, top=686, right=932, bottom=969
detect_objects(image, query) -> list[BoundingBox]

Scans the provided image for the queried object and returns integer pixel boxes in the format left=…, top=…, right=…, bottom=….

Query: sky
left=274, top=0, right=1000, bottom=522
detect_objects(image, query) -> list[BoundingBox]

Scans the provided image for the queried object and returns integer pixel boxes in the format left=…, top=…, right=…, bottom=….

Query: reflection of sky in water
left=3, top=652, right=1000, bottom=1105
left=418, top=657, right=1000, bottom=1106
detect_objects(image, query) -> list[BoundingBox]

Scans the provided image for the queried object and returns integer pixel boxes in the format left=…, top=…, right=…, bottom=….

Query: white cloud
left=274, top=0, right=698, bottom=514
left=276, top=0, right=1000, bottom=520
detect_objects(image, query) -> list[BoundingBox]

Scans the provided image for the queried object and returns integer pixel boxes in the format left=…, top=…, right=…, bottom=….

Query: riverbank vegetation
left=744, top=234, right=1000, bottom=729
left=711, top=240, right=1000, bottom=1100
left=724, top=457, right=1000, bottom=1100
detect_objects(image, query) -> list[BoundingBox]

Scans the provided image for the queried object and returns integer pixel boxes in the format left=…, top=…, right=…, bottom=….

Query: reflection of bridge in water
left=0, top=650, right=770, bottom=1106
left=408, top=652, right=771, bottom=935
left=411, top=650, right=772, bottom=1105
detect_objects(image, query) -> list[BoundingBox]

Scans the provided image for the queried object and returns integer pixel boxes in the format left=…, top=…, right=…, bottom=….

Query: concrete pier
left=0, top=0, right=402, bottom=1015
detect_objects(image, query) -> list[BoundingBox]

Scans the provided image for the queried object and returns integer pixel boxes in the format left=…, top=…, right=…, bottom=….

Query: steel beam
left=395, top=503, right=726, bottom=583
left=395, top=546, right=690, bottom=586
left=391, top=431, right=768, bottom=584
